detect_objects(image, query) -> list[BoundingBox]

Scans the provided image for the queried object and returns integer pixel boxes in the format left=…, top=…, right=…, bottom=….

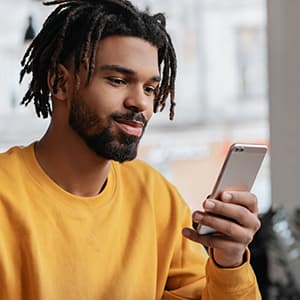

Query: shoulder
left=113, top=159, right=188, bottom=210
left=0, top=146, right=23, bottom=167
left=0, top=145, right=31, bottom=178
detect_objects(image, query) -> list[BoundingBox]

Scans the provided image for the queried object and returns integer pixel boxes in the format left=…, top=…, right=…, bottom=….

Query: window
left=236, top=26, right=267, bottom=99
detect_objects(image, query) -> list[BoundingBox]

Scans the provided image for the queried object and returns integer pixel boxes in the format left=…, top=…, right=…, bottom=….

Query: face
left=68, top=36, right=160, bottom=162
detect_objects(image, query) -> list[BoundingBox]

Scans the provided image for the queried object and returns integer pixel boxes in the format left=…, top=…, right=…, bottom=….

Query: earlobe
left=47, top=64, right=71, bottom=101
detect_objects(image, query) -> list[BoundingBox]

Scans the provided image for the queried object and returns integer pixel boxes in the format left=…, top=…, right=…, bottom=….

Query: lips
left=114, top=119, right=144, bottom=137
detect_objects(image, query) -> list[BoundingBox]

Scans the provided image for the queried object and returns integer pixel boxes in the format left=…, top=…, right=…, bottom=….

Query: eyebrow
left=100, top=64, right=161, bottom=82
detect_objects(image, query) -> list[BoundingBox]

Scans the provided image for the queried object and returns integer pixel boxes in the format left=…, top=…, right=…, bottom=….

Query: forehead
left=95, top=36, right=160, bottom=76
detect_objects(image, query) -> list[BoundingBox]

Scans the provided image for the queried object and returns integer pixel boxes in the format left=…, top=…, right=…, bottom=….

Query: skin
left=35, top=35, right=261, bottom=268
left=35, top=36, right=160, bottom=197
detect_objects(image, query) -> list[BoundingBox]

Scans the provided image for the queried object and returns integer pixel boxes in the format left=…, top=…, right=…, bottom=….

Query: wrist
left=210, top=248, right=246, bottom=268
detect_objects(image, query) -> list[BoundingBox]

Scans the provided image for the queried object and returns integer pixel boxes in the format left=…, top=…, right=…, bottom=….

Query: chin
left=93, top=144, right=139, bottom=163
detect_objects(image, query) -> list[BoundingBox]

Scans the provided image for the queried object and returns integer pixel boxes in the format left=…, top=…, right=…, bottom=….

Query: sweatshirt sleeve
left=163, top=205, right=262, bottom=300
left=202, top=248, right=262, bottom=300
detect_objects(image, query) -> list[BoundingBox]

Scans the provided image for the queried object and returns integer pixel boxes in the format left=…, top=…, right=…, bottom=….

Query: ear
left=47, top=64, right=72, bottom=101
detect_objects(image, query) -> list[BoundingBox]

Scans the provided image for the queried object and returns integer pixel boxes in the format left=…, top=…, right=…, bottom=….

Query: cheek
left=145, top=108, right=153, bottom=121
left=144, top=99, right=155, bottom=119
left=81, top=88, right=120, bottom=115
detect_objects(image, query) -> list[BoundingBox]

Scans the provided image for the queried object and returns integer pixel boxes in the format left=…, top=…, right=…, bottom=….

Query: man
left=0, top=0, right=261, bottom=299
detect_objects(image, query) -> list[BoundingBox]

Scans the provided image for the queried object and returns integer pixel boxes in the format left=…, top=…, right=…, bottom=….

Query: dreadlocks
left=19, top=0, right=177, bottom=120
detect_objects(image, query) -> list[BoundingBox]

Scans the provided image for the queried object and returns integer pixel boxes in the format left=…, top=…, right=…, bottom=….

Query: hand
left=182, top=191, right=261, bottom=268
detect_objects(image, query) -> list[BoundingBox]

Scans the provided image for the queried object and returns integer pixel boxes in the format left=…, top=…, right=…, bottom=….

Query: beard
left=69, top=94, right=147, bottom=163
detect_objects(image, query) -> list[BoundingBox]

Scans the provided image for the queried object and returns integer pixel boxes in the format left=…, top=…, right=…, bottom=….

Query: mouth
left=114, top=119, right=144, bottom=137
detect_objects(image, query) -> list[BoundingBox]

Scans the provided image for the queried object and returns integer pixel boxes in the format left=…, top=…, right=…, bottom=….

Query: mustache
left=111, top=112, right=147, bottom=125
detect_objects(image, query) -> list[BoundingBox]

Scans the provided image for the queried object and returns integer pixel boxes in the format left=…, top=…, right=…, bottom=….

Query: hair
left=19, top=0, right=177, bottom=120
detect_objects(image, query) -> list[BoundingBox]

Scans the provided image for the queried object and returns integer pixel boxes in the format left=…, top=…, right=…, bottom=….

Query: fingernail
left=182, top=228, right=191, bottom=237
left=193, top=212, right=203, bottom=222
left=222, top=192, right=232, bottom=201
left=204, top=199, right=215, bottom=209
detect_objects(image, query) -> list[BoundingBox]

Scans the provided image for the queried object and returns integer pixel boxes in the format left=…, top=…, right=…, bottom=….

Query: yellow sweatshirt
left=0, top=144, right=261, bottom=300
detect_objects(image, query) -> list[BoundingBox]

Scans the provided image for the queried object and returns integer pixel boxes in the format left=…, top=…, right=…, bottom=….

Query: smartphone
left=196, top=143, right=268, bottom=235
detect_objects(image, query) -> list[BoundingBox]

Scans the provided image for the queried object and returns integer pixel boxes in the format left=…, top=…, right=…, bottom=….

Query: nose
left=124, top=85, right=149, bottom=113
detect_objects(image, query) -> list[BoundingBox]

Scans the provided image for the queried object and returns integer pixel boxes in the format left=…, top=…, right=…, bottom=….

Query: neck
left=35, top=124, right=111, bottom=197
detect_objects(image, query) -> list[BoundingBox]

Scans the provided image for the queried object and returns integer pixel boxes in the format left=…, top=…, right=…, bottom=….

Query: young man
left=0, top=0, right=261, bottom=299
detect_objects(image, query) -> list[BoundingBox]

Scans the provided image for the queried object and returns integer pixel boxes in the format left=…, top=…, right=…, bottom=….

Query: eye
left=106, top=77, right=126, bottom=86
left=144, top=85, right=157, bottom=96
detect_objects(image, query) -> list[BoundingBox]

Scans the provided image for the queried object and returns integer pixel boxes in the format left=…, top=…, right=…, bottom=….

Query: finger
left=193, top=211, right=258, bottom=243
left=220, top=191, right=259, bottom=214
left=201, top=198, right=261, bottom=230
left=182, top=227, right=248, bottom=250
left=194, top=232, right=245, bottom=252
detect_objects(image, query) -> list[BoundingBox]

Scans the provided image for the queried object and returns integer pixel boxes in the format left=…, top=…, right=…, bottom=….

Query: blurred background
left=0, top=0, right=300, bottom=299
